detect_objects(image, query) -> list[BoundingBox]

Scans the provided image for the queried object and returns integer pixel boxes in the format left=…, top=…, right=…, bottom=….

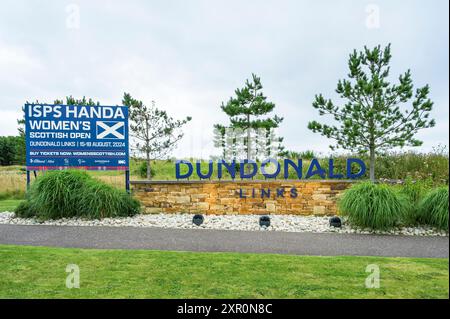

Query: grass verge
left=0, top=200, right=23, bottom=212
left=0, top=245, right=448, bottom=298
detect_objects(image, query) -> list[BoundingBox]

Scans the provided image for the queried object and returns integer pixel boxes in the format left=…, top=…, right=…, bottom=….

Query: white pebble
left=0, top=211, right=447, bottom=237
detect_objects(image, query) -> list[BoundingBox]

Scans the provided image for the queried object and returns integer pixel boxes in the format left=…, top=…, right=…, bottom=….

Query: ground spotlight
left=192, top=214, right=204, bottom=226
left=259, top=215, right=271, bottom=227
left=329, top=216, right=342, bottom=228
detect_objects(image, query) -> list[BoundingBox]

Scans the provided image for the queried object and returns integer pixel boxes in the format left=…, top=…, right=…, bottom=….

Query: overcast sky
left=0, top=0, right=448, bottom=158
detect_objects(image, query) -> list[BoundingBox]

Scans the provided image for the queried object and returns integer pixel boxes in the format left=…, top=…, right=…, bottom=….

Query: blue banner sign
left=25, top=104, right=129, bottom=171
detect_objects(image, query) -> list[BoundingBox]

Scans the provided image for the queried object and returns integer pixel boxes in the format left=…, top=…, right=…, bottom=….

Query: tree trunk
left=246, top=115, right=251, bottom=176
left=247, top=116, right=251, bottom=162
left=145, top=116, right=151, bottom=180
left=146, top=151, right=151, bottom=180
left=369, top=147, right=375, bottom=182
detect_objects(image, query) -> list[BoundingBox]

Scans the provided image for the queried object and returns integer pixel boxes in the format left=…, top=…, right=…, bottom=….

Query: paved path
left=0, top=224, right=448, bottom=258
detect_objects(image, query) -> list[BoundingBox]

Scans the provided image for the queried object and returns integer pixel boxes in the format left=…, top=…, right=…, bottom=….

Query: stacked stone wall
left=132, top=180, right=353, bottom=215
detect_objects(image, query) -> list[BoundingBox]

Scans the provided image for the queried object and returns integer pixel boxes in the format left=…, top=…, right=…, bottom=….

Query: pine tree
left=218, top=73, right=283, bottom=162
left=123, top=93, right=191, bottom=180
left=308, top=44, right=435, bottom=181
left=213, top=124, right=226, bottom=159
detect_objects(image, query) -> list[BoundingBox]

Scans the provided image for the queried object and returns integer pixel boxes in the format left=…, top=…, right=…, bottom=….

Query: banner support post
left=125, top=170, right=130, bottom=193
left=26, top=170, right=30, bottom=190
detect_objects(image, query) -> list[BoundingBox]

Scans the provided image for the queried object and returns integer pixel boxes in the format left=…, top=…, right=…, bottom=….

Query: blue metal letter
left=305, top=158, right=326, bottom=179
left=218, top=160, right=236, bottom=179
left=176, top=160, right=193, bottom=179
left=290, top=187, right=298, bottom=198
left=328, top=158, right=344, bottom=179
left=346, top=158, right=366, bottom=179
left=261, top=158, right=280, bottom=178
left=261, top=188, right=271, bottom=198
left=240, top=159, right=257, bottom=179
left=196, top=160, right=213, bottom=179
left=276, top=188, right=285, bottom=198
left=283, top=159, right=302, bottom=179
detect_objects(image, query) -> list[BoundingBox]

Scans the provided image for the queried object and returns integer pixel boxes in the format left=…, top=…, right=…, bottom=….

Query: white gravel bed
left=0, top=211, right=447, bottom=236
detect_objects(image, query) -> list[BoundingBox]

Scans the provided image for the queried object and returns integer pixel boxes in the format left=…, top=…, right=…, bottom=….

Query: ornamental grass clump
left=339, top=182, right=407, bottom=230
left=417, top=187, right=449, bottom=231
left=15, top=170, right=140, bottom=220
left=76, top=180, right=141, bottom=219
left=398, top=177, right=432, bottom=225
left=23, top=170, right=90, bottom=219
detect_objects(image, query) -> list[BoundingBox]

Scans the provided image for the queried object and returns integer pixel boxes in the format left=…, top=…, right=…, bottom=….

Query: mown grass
left=0, top=245, right=448, bottom=299
left=0, top=200, right=23, bottom=212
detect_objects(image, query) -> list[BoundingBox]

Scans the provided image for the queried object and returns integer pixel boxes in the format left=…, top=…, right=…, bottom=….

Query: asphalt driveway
left=0, top=224, right=448, bottom=258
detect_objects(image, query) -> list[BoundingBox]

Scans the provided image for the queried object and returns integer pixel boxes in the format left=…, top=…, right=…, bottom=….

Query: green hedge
left=15, top=170, right=140, bottom=220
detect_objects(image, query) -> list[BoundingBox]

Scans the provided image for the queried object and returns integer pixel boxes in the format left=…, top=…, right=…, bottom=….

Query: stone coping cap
left=130, top=179, right=358, bottom=184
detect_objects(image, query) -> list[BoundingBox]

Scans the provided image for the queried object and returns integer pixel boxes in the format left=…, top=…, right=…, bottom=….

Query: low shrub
left=15, top=170, right=140, bottom=220
left=339, top=182, right=407, bottom=230
left=417, top=187, right=449, bottom=230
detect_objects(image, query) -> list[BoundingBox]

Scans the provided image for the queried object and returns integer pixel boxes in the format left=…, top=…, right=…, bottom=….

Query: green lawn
left=0, top=245, right=447, bottom=298
left=0, top=199, right=23, bottom=212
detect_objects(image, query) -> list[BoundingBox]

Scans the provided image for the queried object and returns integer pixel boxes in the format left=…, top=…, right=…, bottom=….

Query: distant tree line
left=0, top=136, right=25, bottom=165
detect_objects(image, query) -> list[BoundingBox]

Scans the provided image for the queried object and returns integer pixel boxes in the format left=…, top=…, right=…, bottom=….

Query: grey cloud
left=0, top=0, right=448, bottom=157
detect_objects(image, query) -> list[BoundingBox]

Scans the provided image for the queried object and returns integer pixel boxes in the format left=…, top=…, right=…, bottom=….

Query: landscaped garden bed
left=0, top=212, right=447, bottom=237
left=0, top=170, right=447, bottom=237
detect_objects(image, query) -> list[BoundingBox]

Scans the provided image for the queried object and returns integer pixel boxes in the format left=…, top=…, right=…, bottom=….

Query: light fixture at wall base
left=259, top=215, right=271, bottom=227
left=193, top=214, right=204, bottom=226
left=329, top=216, right=342, bottom=228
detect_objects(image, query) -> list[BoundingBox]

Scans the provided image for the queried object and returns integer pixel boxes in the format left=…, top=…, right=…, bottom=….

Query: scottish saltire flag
left=96, top=121, right=125, bottom=139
